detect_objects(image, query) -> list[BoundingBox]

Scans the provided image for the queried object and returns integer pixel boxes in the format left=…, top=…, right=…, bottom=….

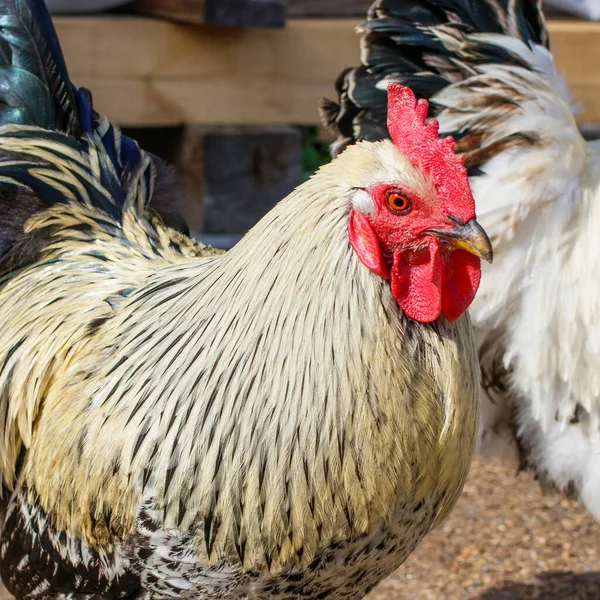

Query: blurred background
left=6, top=1, right=598, bottom=598
left=44, top=0, right=600, bottom=252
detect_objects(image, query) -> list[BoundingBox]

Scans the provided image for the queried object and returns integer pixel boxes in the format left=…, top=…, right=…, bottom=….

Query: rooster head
left=347, top=84, right=492, bottom=323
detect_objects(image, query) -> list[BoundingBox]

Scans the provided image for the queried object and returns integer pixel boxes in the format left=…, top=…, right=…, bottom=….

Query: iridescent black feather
left=0, top=0, right=79, bottom=135
left=0, top=0, right=188, bottom=271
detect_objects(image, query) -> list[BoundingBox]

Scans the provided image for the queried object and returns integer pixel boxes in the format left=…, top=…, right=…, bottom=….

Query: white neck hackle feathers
left=0, top=135, right=478, bottom=573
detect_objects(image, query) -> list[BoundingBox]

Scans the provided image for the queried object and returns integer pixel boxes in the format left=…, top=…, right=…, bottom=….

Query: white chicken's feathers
left=324, top=0, right=600, bottom=518
left=429, top=32, right=600, bottom=517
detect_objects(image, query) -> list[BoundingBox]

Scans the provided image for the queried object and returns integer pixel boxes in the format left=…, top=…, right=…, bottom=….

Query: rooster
left=0, top=1, right=492, bottom=598
left=323, top=0, right=600, bottom=519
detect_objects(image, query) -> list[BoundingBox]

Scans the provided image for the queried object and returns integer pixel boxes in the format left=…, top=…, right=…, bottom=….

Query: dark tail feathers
left=0, top=0, right=189, bottom=272
left=0, top=0, right=80, bottom=135
left=321, top=0, right=548, bottom=154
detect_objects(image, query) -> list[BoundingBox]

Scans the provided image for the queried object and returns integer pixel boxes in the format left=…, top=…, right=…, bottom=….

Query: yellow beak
left=426, top=217, right=493, bottom=263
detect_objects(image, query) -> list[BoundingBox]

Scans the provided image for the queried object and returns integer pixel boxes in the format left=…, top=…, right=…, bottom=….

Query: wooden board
left=54, top=16, right=600, bottom=127
left=547, top=20, right=600, bottom=126
left=56, top=17, right=361, bottom=126
left=131, top=0, right=286, bottom=26
left=287, top=0, right=371, bottom=17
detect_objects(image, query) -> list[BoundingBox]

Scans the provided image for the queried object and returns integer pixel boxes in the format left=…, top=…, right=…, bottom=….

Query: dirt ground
left=368, top=459, right=600, bottom=600
left=1, top=458, right=598, bottom=599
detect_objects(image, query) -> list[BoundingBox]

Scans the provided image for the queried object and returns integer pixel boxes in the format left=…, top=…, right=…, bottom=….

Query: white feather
left=439, top=33, right=600, bottom=515
left=352, top=188, right=375, bottom=214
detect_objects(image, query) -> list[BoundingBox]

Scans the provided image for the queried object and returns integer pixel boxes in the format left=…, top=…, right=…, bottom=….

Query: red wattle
left=349, top=207, right=482, bottom=323
left=390, top=239, right=442, bottom=323
left=441, top=249, right=481, bottom=321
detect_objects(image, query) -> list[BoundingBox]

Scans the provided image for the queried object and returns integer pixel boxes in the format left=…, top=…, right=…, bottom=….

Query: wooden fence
left=57, top=13, right=600, bottom=127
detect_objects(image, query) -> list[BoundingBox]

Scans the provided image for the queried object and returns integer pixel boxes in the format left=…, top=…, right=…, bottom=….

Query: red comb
left=386, top=84, right=475, bottom=222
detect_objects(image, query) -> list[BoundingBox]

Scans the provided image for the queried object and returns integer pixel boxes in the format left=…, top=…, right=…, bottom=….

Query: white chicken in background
left=322, top=0, right=600, bottom=518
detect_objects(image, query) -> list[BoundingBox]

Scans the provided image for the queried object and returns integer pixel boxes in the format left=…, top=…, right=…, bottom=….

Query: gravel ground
left=0, top=458, right=598, bottom=599
left=368, top=459, right=600, bottom=599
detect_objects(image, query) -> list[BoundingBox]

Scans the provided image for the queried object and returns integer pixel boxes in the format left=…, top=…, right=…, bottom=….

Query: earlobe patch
left=352, top=189, right=375, bottom=215
left=348, top=209, right=390, bottom=279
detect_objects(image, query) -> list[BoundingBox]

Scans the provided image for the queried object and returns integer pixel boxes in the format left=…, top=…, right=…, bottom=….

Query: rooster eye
left=386, top=191, right=412, bottom=214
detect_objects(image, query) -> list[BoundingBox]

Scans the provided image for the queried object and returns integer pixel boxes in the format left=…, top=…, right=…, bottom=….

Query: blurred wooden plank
left=131, top=0, right=286, bottom=26
left=69, top=76, right=340, bottom=126
left=544, top=8, right=580, bottom=19
left=547, top=20, right=600, bottom=125
left=285, top=1, right=598, bottom=18
left=54, top=16, right=600, bottom=126
left=56, top=17, right=359, bottom=80
left=287, top=0, right=370, bottom=17
left=56, top=16, right=361, bottom=126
